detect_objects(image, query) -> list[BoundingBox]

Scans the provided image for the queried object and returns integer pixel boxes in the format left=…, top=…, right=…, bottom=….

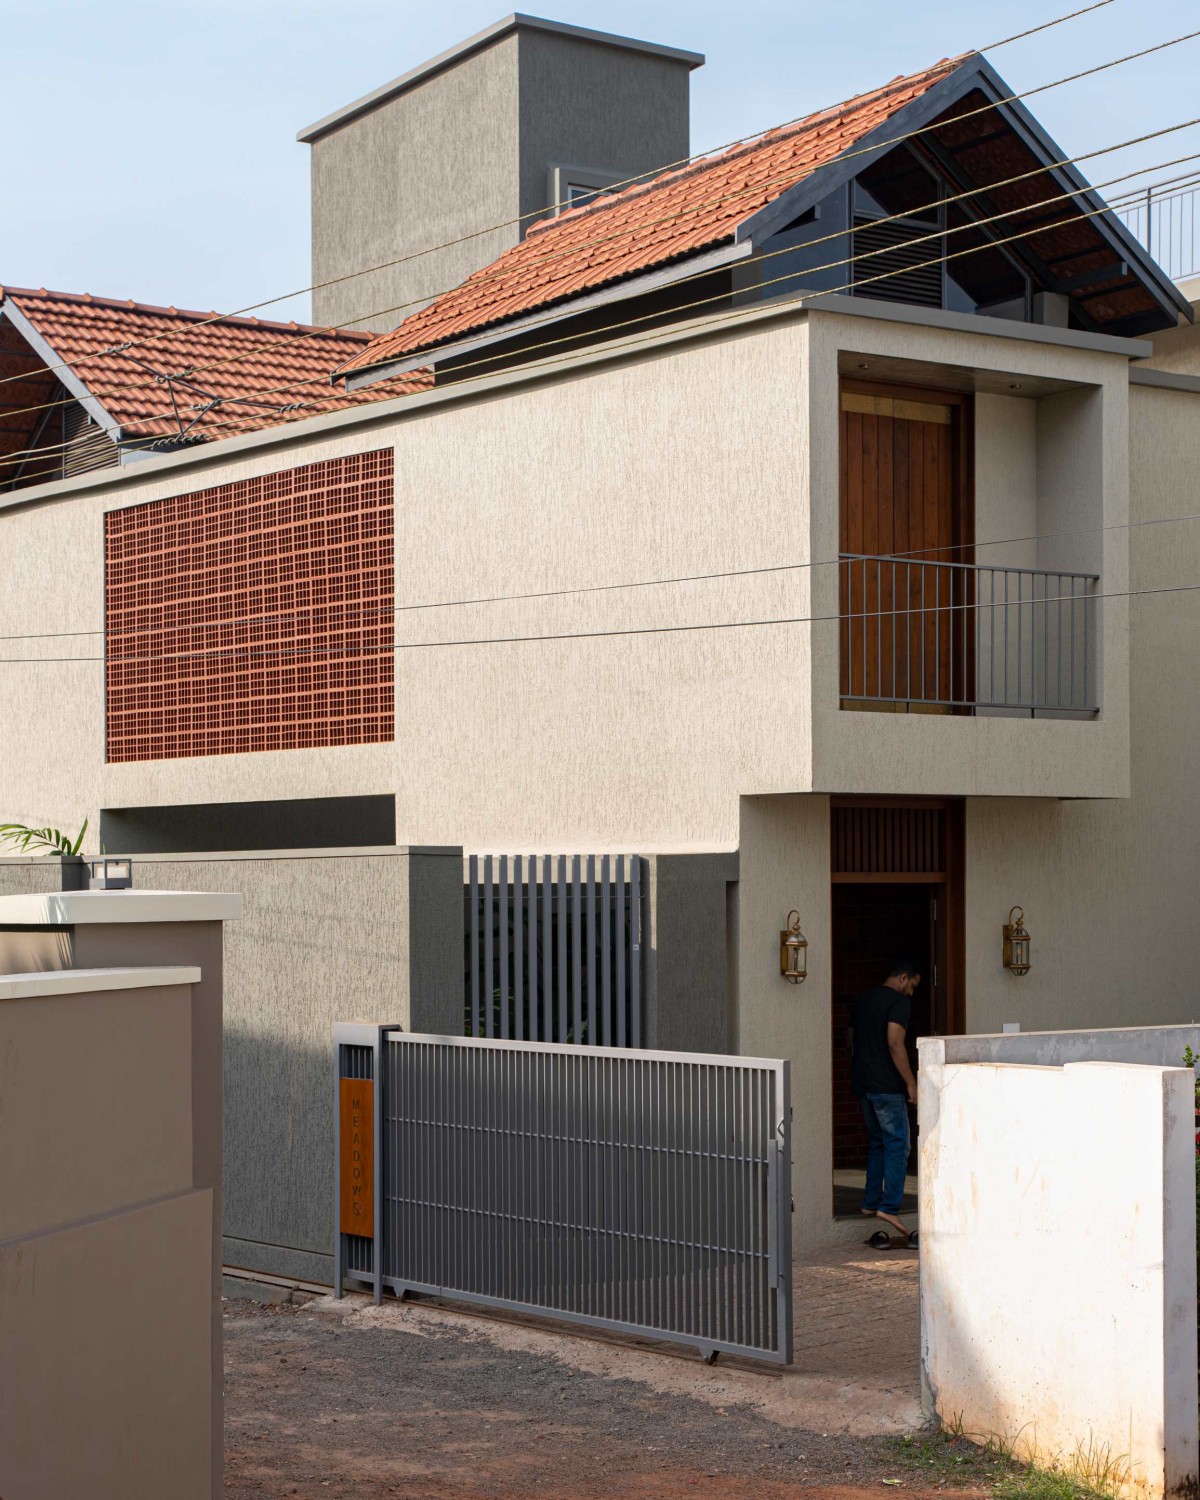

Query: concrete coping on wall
left=0, top=965, right=202, bottom=1001
left=110, top=846, right=463, bottom=863
left=920, top=1021, right=1200, bottom=1069
left=0, top=890, right=243, bottom=926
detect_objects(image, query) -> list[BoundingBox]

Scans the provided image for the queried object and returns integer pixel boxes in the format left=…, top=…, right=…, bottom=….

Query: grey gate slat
left=469, top=854, right=480, bottom=1038
left=513, top=856, right=524, bottom=1041
left=557, top=856, right=568, bottom=1044
left=499, top=855, right=509, bottom=1041
left=586, top=855, right=597, bottom=1045
left=571, top=855, right=582, bottom=1045
left=615, top=857, right=626, bottom=1048
left=630, top=856, right=642, bottom=1048
left=542, top=856, right=553, bottom=1044
left=483, top=856, right=494, bottom=1039
left=600, top=856, right=612, bottom=1047
left=527, top=856, right=538, bottom=1042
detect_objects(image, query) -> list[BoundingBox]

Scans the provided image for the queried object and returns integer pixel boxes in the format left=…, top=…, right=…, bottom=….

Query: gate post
left=333, top=1022, right=391, bottom=1302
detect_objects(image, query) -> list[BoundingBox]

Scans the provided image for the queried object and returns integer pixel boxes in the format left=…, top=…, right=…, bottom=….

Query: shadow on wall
left=222, top=1030, right=342, bottom=1283
left=132, top=849, right=464, bottom=1286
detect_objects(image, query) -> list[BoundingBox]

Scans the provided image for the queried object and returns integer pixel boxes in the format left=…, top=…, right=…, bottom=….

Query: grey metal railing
left=839, top=554, right=1099, bottom=714
left=334, top=1025, right=792, bottom=1366
left=1114, top=172, right=1200, bottom=284
left=467, top=854, right=646, bottom=1046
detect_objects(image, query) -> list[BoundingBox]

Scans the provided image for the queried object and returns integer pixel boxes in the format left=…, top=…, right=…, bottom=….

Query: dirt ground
left=224, top=1244, right=983, bottom=1500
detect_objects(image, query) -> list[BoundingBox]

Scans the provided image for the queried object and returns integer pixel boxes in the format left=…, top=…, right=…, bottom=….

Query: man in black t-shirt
left=850, top=957, right=921, bottom=1242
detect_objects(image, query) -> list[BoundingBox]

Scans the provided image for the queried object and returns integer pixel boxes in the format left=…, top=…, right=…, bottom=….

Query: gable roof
left=341, top=50, right=1191, bottom=384
left=338, top=55, right=965, bottom=378
left=0, top=287, right=429, bottom=475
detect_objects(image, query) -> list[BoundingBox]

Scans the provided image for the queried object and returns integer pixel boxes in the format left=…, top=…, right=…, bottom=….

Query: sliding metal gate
left=334, top=1025, right=792, bottom=1366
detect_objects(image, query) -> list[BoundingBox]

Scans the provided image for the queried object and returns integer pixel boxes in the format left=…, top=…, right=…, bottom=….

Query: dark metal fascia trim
left=343, top=240, right=754, bottom=390
left=0, top=301, right=124, bottom=446
left=733, top=58, right=986, bottom=248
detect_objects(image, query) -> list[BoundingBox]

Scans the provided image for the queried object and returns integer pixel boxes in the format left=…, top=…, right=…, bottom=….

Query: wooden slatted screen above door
left=831, top=804, right=946, bottom=880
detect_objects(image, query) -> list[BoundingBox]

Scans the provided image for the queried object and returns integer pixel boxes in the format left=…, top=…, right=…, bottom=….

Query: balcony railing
left=1113, top=171, right=1200, bottom=284
left=839, top=555, right=1100, bottom=715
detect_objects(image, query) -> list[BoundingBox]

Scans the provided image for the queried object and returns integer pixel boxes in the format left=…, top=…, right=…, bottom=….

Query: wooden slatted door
left=839, top=383, right=971, bottom=708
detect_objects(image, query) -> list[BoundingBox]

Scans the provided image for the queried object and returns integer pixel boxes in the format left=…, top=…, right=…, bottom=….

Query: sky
left=1, top=0, right=1196, bottom=325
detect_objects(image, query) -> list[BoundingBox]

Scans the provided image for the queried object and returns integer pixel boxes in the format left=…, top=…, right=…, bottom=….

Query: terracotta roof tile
left=341, top=54, right=965, bottom=376
left=0, top=286, right=430, bottom=446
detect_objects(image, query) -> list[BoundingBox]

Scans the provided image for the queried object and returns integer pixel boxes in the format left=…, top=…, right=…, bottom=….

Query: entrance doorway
left=830, top=799, right=964, bottom=1218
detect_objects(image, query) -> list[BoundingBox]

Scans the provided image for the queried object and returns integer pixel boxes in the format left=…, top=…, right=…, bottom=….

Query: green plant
left=0, top=818, right=88, bottom=857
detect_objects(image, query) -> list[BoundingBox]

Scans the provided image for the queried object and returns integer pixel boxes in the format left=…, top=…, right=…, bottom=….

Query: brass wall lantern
left=1003, top=906, right=1031, bottom=976
left=780, top=911, right=808, bottom=984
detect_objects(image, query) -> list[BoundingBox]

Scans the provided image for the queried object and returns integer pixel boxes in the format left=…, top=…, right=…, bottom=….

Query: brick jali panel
left=105, top=449, right=394, bottom=762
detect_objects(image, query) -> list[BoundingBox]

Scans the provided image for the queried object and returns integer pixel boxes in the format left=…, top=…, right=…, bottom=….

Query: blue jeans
left=860, top=1093, right=910, bottom=1215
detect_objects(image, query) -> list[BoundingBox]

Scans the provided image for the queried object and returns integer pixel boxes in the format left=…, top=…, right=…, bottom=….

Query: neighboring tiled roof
left=0, top=287, right=430, bottom=447
left=340, top=55, right=966, bottom=376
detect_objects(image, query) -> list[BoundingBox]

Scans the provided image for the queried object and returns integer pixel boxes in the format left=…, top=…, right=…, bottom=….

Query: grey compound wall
left=129, top=847, right=463, bottom=1284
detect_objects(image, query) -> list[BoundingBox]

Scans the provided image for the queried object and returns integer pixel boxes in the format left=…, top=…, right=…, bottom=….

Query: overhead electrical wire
left=5, top=100, right=1200, bottom=473
left=0, top=0, right=1119, bottom=398
left=0, top=13, right=1192, bottom=454
left=4, top=116, right=1186, bottom=474
left=8, top=10, right=1195, bottom=439
left=2, top=573, right=1198, bottom=667
left=1, top=502, right=1199, bottom=646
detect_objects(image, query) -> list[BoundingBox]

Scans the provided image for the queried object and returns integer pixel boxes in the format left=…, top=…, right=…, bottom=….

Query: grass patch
left=880, top=1427, right=1126, bottom=1498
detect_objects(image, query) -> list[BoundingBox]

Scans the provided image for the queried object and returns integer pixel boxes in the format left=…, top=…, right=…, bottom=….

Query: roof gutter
left=343, top=239, right=755, bottom=390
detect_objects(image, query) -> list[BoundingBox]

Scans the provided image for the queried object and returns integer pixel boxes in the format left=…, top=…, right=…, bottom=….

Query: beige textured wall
left=735, top=793, right=834, bottom=1252
left=0, top=303, right=1140, bottom=862
left=975, top=392, right=1037, bottom=571
left=0, top=314, right=814, bottom=852
left=963, top=382, right=1200, bottom=1034
left=1138, top=303, right=1200, bottom=376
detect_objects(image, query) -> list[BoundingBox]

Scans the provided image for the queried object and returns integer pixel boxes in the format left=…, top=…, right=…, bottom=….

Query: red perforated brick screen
left=104, top=449, right=394, bottom=762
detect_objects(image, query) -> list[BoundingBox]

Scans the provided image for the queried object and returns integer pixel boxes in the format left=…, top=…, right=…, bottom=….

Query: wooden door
left=839, top=383, right=972, bottom=707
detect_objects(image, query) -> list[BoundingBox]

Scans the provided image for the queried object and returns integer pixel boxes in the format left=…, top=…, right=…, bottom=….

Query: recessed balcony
left=839, top=553, right=1100, bottom=717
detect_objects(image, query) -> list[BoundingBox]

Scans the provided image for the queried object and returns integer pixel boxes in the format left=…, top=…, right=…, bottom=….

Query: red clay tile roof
left=340, top=54, right=967, bottom=376
left=0, top=286, right=430, bottom=448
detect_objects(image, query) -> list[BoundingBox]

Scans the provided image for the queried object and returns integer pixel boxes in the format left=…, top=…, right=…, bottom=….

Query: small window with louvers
left=62, top=400, right=119, bottom=479
left=851, top=215, right=945, bottom=308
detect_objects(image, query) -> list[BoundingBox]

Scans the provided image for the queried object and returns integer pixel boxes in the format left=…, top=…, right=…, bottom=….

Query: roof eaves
left=0, top=296, right=124, bottom=446
left=968, top=55, right=1194, bottom=327
left=343, top=238, right=755, bottom=388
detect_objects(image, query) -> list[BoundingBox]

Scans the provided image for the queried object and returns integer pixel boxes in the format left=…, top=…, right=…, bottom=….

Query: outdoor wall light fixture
left=1003, top=906, right=1031, bottom=976
left=780, top=911, right=808, bottom=984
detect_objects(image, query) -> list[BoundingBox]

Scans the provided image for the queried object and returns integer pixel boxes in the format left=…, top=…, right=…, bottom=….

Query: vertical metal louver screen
left=467, top=854, right=646, bottom=1047
left=852, top=216, right=945, bottom=307
left=334, top=1025, right=793, bottom=1366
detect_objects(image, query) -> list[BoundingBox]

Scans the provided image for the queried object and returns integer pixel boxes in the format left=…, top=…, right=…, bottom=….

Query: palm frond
left=0, top=819, right=89, bottom=857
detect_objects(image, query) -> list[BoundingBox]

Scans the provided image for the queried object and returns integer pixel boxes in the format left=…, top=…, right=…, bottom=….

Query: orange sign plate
left=339, top=1077, right=374, bottom=1237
